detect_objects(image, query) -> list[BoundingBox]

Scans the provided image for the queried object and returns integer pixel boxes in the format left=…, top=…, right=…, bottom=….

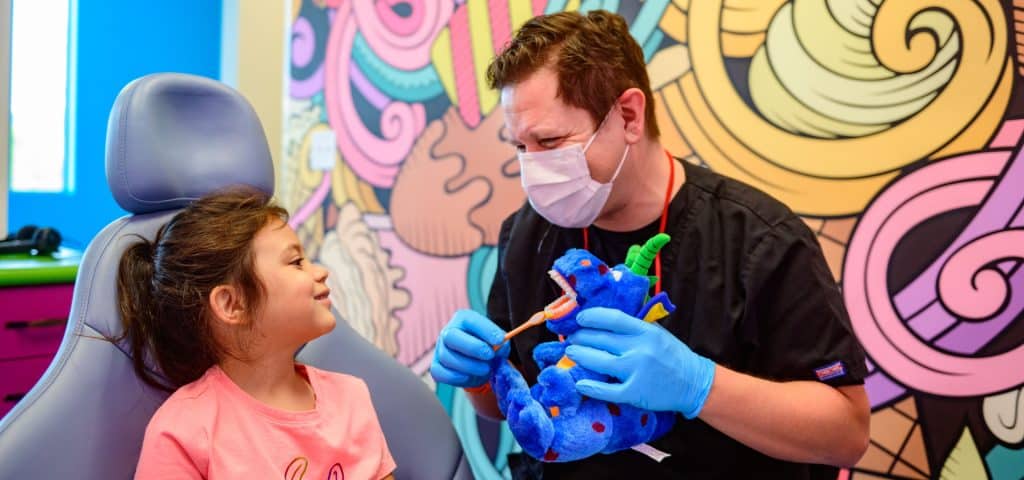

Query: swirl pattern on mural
left=843, top=119, right=1024, bottom=399
left=749, top=0, right=958, bottom=138
left=323, top=1, right=440, bottom=188
left=656, top=0, right=1012, bottom=216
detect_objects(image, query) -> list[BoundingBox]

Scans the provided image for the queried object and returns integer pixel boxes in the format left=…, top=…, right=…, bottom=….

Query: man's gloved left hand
left=565, top=307, right=716, bottom=419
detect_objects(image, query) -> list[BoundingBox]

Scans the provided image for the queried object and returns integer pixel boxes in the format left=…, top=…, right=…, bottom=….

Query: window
left=8, top=0, right=70, bottom=193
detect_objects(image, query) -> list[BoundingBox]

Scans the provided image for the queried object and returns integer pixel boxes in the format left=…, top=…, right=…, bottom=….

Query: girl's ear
left=209, top=284, right=247, bottom=326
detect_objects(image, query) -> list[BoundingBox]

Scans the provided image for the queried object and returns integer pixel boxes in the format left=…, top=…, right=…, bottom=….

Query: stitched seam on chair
left=0, top=322, right=97, bottom=432
left=0, top=217, right=133, bottom=432
left=117, top=83, right=133, bottom=204
left=83, top=216, right=171, bottom=373
left=117, top=81, right=221, bottom=208
left=119, top=82, right=260, bottom=207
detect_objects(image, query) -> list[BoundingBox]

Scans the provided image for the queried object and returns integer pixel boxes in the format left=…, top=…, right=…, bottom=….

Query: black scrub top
left=488, top=159, right=868, bottom=479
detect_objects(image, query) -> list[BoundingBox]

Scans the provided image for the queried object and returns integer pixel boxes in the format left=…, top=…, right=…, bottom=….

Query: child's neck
left=219, top=353, right=315, bottom=412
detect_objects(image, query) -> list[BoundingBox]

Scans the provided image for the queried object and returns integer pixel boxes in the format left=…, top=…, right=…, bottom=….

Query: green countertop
left=0, top=247, right=82, bottom=287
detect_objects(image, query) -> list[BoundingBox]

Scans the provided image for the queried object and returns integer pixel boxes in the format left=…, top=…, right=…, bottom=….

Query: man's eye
left=539, top=137, right=562, bottom=148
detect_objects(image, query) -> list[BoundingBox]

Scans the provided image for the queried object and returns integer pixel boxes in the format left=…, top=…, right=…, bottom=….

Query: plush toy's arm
left=533, top=341, right=567, bottom=370
left=637, top=291, right=676, bottom=323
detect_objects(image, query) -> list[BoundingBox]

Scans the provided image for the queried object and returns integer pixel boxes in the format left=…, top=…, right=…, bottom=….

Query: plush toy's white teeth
left=547, top=270, right=577, bottom=299
left=545, top=270, right=578, bottom=318
left=545, top=295, right=578, bottom=319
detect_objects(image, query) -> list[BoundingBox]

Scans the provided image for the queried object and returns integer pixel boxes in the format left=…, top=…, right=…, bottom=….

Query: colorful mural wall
left=283, top=0, right=1024, bottom=478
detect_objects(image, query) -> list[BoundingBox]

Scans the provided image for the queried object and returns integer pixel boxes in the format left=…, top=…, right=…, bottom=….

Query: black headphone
left=0, top=225, right=63, bottom=256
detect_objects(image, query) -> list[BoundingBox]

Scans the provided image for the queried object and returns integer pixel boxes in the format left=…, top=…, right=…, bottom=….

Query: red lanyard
left=583, top=150, right=675, bottom=293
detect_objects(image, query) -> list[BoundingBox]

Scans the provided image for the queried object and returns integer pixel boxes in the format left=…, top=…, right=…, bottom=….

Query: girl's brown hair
left=486, top=10, right=660, bottom=139
left=116, top=186, right=288, bottom=391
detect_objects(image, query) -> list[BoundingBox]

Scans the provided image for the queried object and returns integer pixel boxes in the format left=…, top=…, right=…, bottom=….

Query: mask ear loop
left=606, top=144, right=630, bottom=183
left=582, top=107, right=615, bottom=153
left=584, top=106, right=630, bottom=184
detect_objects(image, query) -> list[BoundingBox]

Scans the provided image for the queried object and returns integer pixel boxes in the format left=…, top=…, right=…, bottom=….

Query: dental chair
left=0, top=72, right=470, bottom=479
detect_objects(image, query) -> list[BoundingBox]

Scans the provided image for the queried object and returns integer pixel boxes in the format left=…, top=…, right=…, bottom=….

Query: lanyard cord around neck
left=583, top=150, right=676, bottom=294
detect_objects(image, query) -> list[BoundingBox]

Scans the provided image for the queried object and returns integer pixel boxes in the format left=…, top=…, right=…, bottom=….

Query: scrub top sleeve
left=487, top=217, right=520, bottom=362
left=742, top=218, right=868, bottom=387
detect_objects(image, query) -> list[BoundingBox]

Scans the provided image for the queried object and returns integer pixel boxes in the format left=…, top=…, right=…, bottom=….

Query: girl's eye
left=291, top=257, right=305, bottom=267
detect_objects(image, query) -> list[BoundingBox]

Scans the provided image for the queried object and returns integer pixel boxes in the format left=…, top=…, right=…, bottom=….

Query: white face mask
left=517, top=112, right=629, bottom=228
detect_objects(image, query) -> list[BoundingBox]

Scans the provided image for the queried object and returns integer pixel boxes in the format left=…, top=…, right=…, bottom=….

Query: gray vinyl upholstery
left=0, top=72, right=470, bottom=479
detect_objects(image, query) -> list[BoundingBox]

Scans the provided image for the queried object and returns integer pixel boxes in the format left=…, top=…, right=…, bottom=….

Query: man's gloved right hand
left=430, top=310, right=511, bottom=388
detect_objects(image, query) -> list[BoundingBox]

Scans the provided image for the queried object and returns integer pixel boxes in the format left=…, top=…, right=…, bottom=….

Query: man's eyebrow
left=506, top=128, right=560, bottom=144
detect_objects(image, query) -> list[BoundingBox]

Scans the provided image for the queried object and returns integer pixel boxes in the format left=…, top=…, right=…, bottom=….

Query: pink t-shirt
left=135, top=364, right=396, bottom=479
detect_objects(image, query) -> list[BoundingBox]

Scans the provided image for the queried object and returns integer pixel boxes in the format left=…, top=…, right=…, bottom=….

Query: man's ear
left=209, top=284, right=247, bottom=326
left=617, top=87, right=647, bottom=145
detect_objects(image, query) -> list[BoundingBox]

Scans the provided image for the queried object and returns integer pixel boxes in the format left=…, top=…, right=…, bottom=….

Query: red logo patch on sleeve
left=814, top=361, right=846, bottom=381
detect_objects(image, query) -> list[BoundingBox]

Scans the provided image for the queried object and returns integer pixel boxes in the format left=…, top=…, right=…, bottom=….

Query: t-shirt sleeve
left=741, top=217, right=868, bottom=387
left=134, top=405, right=207, bottom=479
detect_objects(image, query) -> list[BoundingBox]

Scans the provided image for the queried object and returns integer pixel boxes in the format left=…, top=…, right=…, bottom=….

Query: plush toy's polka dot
left=544, top=449, right=559, bottom=461
left=640, top=414, right=649, bottom=427
left=608, top=404, right=621, bottom=416
left=592, top=421, right=606, bottom=433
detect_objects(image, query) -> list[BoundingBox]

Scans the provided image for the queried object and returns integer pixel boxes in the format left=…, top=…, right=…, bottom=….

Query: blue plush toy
left=489, top=233, right=677, bottom=462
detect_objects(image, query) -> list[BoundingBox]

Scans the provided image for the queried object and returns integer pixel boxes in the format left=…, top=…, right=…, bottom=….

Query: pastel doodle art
left=348, top=0, right=448, bottom=103
left=659, top=0, right=786, bottom=58
left=289, top=173, right=331, bottom=230
left=658, top=0, right=1012, bottom=216
left=280, top=102, right=323, bottom=214
left=388, top=109, right=495, bottom=256
left=490, top=234, right=677, bottom=462
left=982, top=386, right=1024, bottom=444
left=324, top=1, right=438, bottom=188
left=291, top=4, right=331, bottom=99
left=287, top=123, right=383, bottom=233
left=430, top=0, right=668, bottom=128
left=317, top=203, right=409, bottom=356
left=350, top=32, right=445, bottom=104
left=430, top=0, right=546, bottom=127
left=390, top=108, right=524, bottom=257
left=353, top=0, right=453, bottom=71
left=370, top=219, right=473, bottom=370
left=843, top=119, right=1024, bottom=402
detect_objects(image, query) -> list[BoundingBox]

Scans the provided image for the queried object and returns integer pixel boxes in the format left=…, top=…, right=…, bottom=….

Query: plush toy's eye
left=598, top=264, right=609, bottom=275
left=568, top=274, right=577, bottom=288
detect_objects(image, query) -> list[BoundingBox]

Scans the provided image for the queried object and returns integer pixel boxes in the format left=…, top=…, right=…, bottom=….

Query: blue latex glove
left=430, top=310, right=511, bottom=388
left=565, top=307, right=716, bottom=419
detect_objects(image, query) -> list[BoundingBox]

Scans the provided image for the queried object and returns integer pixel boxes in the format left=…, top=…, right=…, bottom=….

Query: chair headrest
left=105, top=73, right=274, bottom=214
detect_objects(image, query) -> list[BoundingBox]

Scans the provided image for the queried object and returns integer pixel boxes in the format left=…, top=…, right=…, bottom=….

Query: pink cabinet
left=0, top=249, right=79, bottom=419
left=0, top=282, right=75, bottom=418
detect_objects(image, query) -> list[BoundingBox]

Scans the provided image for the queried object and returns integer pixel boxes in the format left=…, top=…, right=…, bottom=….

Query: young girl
left=119, top=187, right=396, bottom=479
